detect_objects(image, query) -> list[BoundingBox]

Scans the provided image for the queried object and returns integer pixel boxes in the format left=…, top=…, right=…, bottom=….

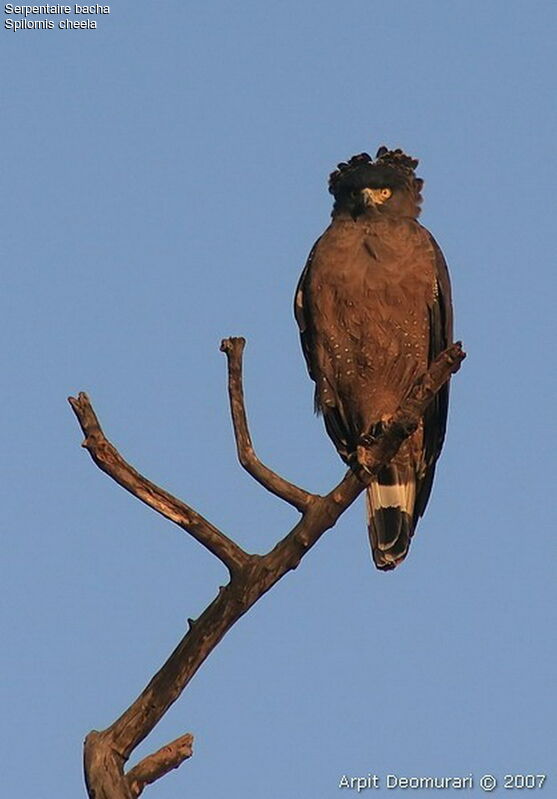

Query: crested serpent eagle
left=294, top=146, right=453, bottom=570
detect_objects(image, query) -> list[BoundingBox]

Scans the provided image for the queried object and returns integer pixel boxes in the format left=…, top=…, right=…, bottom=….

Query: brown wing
left=294, top=239, right=319, bottom=384
left=294, top=237, right=353, bottom=460
left=413, top=232, right=453, bottom=521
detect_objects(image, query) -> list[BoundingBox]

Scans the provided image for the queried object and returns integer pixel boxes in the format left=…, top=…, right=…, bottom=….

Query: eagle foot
left=356, top=444, right=374, bottom=474
left=356, top=433, right=379, bottom=473
left=356, top=419, right=393, bottom=472
left=359, top=419, right=389, bottom=446
left=358, top=432, right=377, bottom=448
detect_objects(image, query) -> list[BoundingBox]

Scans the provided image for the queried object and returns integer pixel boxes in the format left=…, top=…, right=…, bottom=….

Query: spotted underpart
left=294, top=145, right=453, bottom=570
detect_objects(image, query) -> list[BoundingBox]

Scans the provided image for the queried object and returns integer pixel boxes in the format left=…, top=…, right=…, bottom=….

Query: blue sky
left=3, top=2, right=556, bottom=796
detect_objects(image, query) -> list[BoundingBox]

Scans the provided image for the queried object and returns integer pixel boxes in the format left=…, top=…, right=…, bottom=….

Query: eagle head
left=329, top=147, right=424, bottom=220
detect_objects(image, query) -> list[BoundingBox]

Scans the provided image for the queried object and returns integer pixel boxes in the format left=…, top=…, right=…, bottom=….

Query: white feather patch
left=368, top=480, right=416, bottom=515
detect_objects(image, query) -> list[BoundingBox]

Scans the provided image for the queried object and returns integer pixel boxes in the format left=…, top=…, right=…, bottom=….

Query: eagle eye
left=380, top=187, right=392, bottom=199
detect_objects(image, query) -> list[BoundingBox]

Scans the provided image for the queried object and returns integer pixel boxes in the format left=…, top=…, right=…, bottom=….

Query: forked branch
left=71, top=337, right=465, bottom=799
left=126, top=734, right=194, bottom=798
left=220, top=336, right=315, bottom=511
left=68, top=393, right=249, bottom=575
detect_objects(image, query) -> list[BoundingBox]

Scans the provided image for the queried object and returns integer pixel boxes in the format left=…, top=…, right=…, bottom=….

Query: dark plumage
left=295, top=146, right=453, bottom=570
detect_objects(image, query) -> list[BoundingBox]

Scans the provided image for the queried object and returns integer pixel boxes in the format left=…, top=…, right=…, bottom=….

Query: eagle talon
left=358, top=420, right=389, bottom=448
left=356, top=445, right=374, bottom=474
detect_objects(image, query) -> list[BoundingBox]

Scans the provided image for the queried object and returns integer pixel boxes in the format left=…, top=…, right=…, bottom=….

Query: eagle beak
left=361, top=187, right=378, bottom=207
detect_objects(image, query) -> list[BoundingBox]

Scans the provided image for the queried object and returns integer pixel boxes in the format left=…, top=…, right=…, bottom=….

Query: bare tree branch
left=356, top=341, right=466, bottom=472
left=68, top=392, right=249, bottom=575
left=126, top=734, right=194, bottom=798
left=220, top=336, right=315, bottom=512
left=73, top=337, right=465, bottom=799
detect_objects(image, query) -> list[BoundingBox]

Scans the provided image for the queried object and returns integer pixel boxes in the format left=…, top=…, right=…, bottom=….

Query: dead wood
left=70, top=337, right=465, bottom=798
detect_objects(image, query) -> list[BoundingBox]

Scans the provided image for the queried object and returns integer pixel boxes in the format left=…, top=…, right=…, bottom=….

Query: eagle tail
left=366, top=466, right=417, bottom=571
